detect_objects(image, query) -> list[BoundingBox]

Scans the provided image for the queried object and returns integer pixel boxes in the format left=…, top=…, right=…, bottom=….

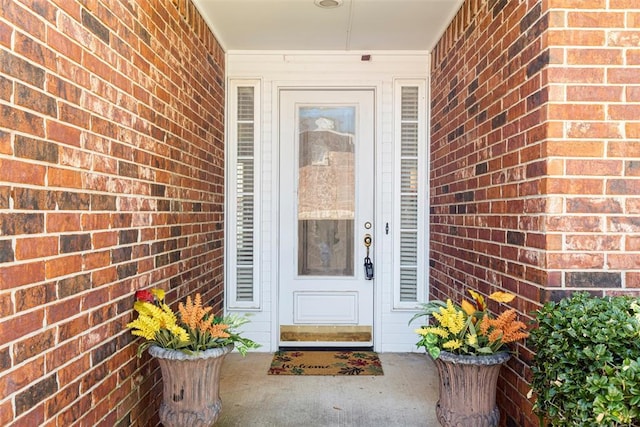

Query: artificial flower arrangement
left=127, top=288, right=260, bottom=357
left=410, top=289, right=529, bottom=359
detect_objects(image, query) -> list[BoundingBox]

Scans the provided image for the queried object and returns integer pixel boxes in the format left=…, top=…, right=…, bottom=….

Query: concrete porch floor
left=216, top=352, right=440, bottom=426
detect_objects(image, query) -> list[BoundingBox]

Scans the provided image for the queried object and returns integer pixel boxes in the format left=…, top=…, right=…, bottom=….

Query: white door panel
left=279, top=89, right=375, bottom=347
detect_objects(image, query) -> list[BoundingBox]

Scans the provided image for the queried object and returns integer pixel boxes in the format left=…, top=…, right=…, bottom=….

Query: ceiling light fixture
left=314, top=0, right=343, bottom=8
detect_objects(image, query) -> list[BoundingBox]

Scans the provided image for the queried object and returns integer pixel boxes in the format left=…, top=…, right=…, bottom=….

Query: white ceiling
left=193, top=0, right=464, bottom=52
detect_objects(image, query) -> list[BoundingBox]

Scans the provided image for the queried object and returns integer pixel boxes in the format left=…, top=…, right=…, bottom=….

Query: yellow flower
left=433, top=300, right=465, bottom=335
left=443, top=339, right=462, bottom=350
left=466, top=333, right=477, bottom=346
left=416, top=327, right=449, bottom=338
left=489, top=291, right=515, bottom=303
left=127, top=316, right=161, bottom=340
left=168, top=323, right=190, bottom=342
left=158, top=303, right=180, bottom=328
left=133, top=300, right=155, bottom=316
left=151, top=288, right=165, bottom=301
left=415, top=327, right=430, bottom=336
left=129, top=301, right=189, bottom=343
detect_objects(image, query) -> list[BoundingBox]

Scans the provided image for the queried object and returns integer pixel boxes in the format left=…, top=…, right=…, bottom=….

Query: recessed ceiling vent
left=314, top=0, right=343, bottom=8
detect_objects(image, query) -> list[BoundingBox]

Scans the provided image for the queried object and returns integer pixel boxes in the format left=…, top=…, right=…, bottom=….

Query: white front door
left=279, top=89, right=375, bottom=347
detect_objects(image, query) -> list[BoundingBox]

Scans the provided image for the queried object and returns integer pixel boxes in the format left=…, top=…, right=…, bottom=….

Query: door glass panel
left=297, top=106, right=355, bottom=276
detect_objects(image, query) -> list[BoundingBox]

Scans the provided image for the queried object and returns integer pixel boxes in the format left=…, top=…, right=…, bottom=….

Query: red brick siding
left=431, top=1, right=640, bottom=426
left=431, top=2, right=547, bottom=426
left=0, top=1, right=225, bottom=425
left=546, top=2, right=640, bottom=295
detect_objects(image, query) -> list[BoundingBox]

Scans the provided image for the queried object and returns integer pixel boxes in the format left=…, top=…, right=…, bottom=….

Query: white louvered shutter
left=396, top=83, right=425, bottom=306
left=400, top=86, right=419, bottom=302
left=230, top=83, right=259, bottom=307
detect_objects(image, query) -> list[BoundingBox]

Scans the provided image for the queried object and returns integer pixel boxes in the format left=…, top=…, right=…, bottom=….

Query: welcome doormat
left=268, top=350, right=383, bottom=376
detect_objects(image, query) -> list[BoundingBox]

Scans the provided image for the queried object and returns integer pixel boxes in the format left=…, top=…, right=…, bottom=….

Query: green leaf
left=428, top=346, right=441, bottom=359
left=530, top=293, right=640, bottom=426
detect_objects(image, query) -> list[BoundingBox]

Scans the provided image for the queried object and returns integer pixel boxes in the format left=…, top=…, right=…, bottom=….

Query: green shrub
left=530, top=292, right=640, bottom=426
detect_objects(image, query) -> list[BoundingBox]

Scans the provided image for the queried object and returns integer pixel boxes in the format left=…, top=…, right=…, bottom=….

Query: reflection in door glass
left=297, top=106, right=355, bottom=276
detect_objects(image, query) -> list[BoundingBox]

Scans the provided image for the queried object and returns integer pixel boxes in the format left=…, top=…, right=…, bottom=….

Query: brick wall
left=0, top=1, right=225, bottom=425
left=430, top=0, right=639, bottom=426
left=545, top=0, right=640, bottom=295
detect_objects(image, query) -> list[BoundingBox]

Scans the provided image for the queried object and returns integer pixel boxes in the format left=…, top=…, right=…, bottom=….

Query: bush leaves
left=530, top=292, right=640, bottom=426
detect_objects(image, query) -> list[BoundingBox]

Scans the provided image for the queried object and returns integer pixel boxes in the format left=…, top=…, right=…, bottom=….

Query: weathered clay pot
left=432, top=350, right=510, bottom=427
left=148, top=344, right=234, bottom=427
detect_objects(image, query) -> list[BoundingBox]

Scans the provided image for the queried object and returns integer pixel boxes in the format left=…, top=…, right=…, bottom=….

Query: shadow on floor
left=217, top=352, right=440, bottom=427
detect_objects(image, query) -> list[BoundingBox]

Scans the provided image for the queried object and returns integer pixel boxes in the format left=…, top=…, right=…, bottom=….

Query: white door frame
left=270, top=82, right=384, bottom=351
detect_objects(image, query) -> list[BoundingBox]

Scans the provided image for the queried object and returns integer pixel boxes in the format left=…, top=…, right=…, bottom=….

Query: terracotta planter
left=149, top=344, right=234, bottom=427
left=432, top=351, right=510, bottom=427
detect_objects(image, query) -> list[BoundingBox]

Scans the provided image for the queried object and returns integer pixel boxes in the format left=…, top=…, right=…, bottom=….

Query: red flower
left=135, top=290, right=154, bottom=303
left=348, top=358, right=368, bottom=367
